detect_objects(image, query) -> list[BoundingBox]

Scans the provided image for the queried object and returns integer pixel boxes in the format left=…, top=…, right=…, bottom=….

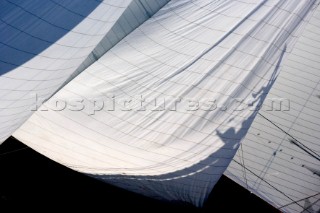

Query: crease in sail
left=58, top=0, right=171, bottom=96
left=12, top=0, right=318, bottom=207
left=0, top=0, right=169, bottom=143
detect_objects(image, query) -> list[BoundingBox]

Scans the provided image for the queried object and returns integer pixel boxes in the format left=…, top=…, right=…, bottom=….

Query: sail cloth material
left=225, top=3, right=320, bottom=213
left=0, top=0, right=169, bottom=143
left=12, top=0, right=318, bottom=207
left=0, top=0, right=132, bottom=143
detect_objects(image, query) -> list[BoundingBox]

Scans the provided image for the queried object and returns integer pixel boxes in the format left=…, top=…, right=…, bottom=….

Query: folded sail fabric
left=0, top=0, right=169, bottom=143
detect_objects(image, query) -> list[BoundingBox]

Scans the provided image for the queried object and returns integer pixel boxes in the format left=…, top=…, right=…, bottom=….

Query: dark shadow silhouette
left=301, top=198, right=317, bottom=213
left=216, top=43, right=286, bottom=152
left=245, top=45, right=287, bottom=189
left=0, top=0, right=102, bottom=75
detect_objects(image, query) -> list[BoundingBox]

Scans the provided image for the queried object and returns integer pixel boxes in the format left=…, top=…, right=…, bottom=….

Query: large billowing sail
left=12, top=0, right=317, bottom=207
left=225, top=3, right=320, bottom=213
left=0, top=0, right=169, bottom=143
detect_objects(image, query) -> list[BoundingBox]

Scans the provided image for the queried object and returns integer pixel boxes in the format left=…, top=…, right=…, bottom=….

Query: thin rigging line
left=279, top=193, right=320, bottom=209
left=258, top=112, right=320, bottom=161
left=232, top=159, right=312, bottom=213
left=0, top=147, right=29, bottom=157
left=300, top=197, right=320, bottom=213
left=240, top=143, right=249, bottom=190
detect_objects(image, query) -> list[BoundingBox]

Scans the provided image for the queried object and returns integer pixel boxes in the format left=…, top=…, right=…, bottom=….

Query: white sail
left=225, top=3, right=320, bottom=213
left=12, top=0, right=317, bottom=207
left=0, top=0, right=169, bottom=143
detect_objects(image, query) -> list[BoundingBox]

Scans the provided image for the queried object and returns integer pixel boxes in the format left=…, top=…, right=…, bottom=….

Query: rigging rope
left=232, top=159, right=313, bottom=213
left=239, top=143, right=249, bottom=190
left=258, top=112, right=320, bottom=161
left=0, top=147, right=28, bottom=157
left=279, top=192, right=320, bottom=209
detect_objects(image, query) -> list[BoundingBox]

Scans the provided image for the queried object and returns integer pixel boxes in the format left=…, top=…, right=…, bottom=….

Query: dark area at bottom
left=0, top=137, right=278, bottom=212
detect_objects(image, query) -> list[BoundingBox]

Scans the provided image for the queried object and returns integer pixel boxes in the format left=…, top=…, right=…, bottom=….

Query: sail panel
left=225, top=3, right=320, bottom=213
left=0, top=0, right=169, bottom=143
left=13, top=0, right=316, bottom=206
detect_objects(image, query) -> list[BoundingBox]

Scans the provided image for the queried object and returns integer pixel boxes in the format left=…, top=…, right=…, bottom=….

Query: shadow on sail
left=0, top=0, right=102, bottom=75
left=92, top=49, right=284, bottom=207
